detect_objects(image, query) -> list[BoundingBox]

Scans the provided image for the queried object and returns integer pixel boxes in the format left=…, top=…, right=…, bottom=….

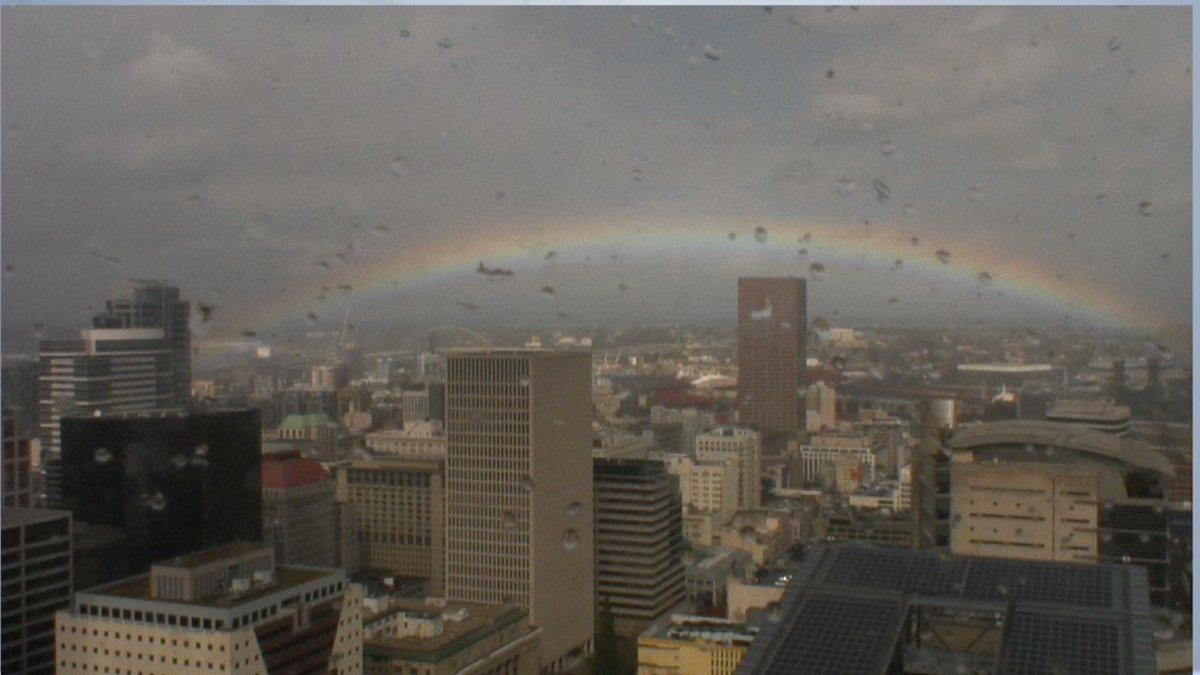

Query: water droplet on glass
left=94, top=447, right=113, bottom=464
left=171, top=454, right=189, bottom=469
left=834, top=178, right=855, bottom=196
left=1139, top=532, right=1151, bottom=544
left=190, top=457, right=209, bottom=468
left=872, top=179, right=891, bottom=202
left=809, top=262, right=826, bottom=278
left=728, top=232, right=737, bottom=241
left=812, top=317, right=830, bottom=332
left=966, top=185, right=983, bottom=202
left=566, top=502, right=582, bottom=517
left=1107, top=36, right=1120, bottom=52
left=797, top=248, right=808, bottom=257
left=831, top=356, right=846, bottom=371
left=388, top=157, right=409, bottom=177
left=935, top=250, right=952, bottom=265
left=977, top=271, right=993, bottom=284
left=881, top=139, right=895, bottom=156
left=1138, top=201, right=1153, bottom=216
left=825, top=69, right=835, bottom=79
left=540, top=286, right=556, bottom=298
left=437, top=37, right=453, bottom=50
left=184, top=193, right=201, bottom=206
left=630, top=167, right=645, bottom=182
left=501, top=511, right=518, bottom=530
left=306, top=312, right=318, bottom=327
left=688, top=56, right=701, bottom=69
left=148, top=491, right=167, bottom=512
left=562, top=529, right=580, bottom=550
left=802, top=233, right=812, bottom=244
left=887, top=297, right=898, bottom=304
left=194, top=443, right=209, bottom=457
left=702, top=44, right=722, bottom=60
left=399, top=28, right=410, bottom=38
left=753, top=226, right=768, bottom=243
left=739, top=526, right=757, bottom=543
left=903, top=204, right=916, bottom=218
left=2, top=264, right=12, bottom=278
left=518, top=475, right=535, bottom=494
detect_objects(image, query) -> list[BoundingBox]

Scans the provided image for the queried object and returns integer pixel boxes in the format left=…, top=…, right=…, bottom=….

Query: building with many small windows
left=2, top=507, right=73, bottom=675
left=335, top=456, right=444, bottom=594
left=54, top=542, right=362, bottom=675
left=262, top=451, right=336, bottom=567
left=695, top=427, right=761, bottom=511
left=3, top=408, right=33, bottom=507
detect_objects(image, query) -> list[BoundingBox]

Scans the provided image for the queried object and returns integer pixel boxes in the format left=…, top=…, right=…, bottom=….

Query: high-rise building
left=695, top=426, right=762, bottom=511
left=593, top=458, right=685, bottom=634
left=444, top=350, right=594, bottom=672
left=737, top=277, right=806, bottom=436
left=58, top=408, right=262, bottom=589
left=1, top=507, right=72, bottom=675
left=37, top=327, right=176, bottom=503
left=3, top=408, right=33, bottom=507
left=55, top=542, right=362, bottom=675
left=804, top=381, right=836, bottom=432
left=261, top=450, right=336, bottom=567
left=336, top=455, right=445, bottom=594
left=94, top=279, right=191, bottom=407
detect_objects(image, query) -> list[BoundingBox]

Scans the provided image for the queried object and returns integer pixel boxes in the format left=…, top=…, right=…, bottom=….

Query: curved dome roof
left=948, top=420, right=1174, bottom=477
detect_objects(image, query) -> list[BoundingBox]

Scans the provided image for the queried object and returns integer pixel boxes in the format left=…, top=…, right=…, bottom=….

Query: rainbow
left=224, top=216, right=1170, bottom=336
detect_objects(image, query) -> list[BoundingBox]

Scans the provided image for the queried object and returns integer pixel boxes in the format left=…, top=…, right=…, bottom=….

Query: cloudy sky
left=1, top=6, right=1191, bottom=344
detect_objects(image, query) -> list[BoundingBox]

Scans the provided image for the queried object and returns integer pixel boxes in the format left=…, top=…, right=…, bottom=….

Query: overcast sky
left=1, top=6, right=1191, bottom=343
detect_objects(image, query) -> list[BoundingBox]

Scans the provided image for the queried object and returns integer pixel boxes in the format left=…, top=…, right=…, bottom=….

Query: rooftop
left=280, top=413, right=335, bottom=429
left=734, top=544, right=1157, bottom=675
left=88, top=565, right=334, bottom=609
left=1047, top=399, right=1132, bottom=422
left=1, top=507, right=70, bottom=529
left=949, top=420, right=1172, bottom=476
left=365, top=601, right=530, bottom=663
left=155, top=542, right=272, bottom=569
left=262, top=452, right=330, bottom=488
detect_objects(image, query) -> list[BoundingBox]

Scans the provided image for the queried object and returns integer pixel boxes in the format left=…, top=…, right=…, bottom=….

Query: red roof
left=261, top=453, right=329, bottom=489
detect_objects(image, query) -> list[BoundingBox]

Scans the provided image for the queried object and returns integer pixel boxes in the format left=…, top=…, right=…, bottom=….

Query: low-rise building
left=54, top=542, right=362, bottom=674
left=637, top=615, right=753, bottom=675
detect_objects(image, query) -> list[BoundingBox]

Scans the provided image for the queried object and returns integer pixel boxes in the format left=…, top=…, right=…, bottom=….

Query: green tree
left=592, top=596, right=621, bottom=675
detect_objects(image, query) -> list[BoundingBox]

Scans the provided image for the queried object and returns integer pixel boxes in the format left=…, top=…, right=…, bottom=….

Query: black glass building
left=59, top=408, right=261, bottom=589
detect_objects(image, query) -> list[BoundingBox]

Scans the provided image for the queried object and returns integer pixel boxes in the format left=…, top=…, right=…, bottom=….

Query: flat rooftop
left=735, top=544, right=1157, bottom=675
left=86, top=566, right=333, bottom=609
left=156, top=542, right=271, bottom=569
left=365, top=601, right=530, bottom=662
left=1, top=507, right=70, bottom=529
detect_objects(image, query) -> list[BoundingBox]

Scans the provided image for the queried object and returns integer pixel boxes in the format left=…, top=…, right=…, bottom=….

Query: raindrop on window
left=399, top=29, right=410, bottom=38
left=728, top=232, right=737, bottom=241
left=171, top=454, right=189, bottom=470
left=880, top=139, right=895, bottom=156
left=831, top=356, right=846, bottom=371
left=935, top=250, right=952, bottom=265
left=809, top=262, right=826, bottom=278
left=437, top=37, right=453, bottom=50
left=812, top=317, right=830, bottom=332
left=501, top=512, right=518, bottom=530
left=702, top=44, right=722, bottom=60
left=872, top=179, right=891, bottom=203
left=834, top=178, right=855, bottom=196
left=1138, top=201, right=1153, bottom=216
left=753, top=226, right=768, bottom=243
left=518, top=475, right=535, bottom=494
left=631, top=167, right=645, bottom=182
left=540, top=286, right=556, bottom=298
left=2, top=264, right=12, bottom=278
left=566, top=502, right=582, bottom=517
left=688, top=56, right=701, bottom=69
left=887, top=297, right=898, bottom=304
left=388, top=157, right=409, bottom=177
left=891, top=259, right=903, bottom=271
left=1107, top=36, right=1120, bottom=52
left=562, top=529, right=580, bottom=550
left=194, top=443, right=209, bottom=457
left=94, top=447, right=113, bottom=464
left=825, top=69, right=834, bottom=79
left=977, top=271, right=993, bottom=284
left=306, top=312, right=318, bottom=326
left=802, top=233, right=812, bottom=244
left=797, top=248, right=807, bottom=257
left=966, top=185, right=983, bottom=202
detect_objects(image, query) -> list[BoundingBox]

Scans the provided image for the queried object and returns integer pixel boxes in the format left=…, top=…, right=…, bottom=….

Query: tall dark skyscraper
left=58, top=408, right=262, bottom=589
left=737, top=277, right=807, bottom=435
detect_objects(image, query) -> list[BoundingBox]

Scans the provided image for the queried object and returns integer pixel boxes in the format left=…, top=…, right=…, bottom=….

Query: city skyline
left=1, top=6, right=1190, bottom=345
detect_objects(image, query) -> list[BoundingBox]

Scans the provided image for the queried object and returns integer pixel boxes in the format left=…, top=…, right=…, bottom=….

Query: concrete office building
left=401, top=389, right=431, bottom=424
left=55, top=542, right=362, bottom=674
left=1, top=508, right=72, bottom=675
left=948, top=420, right=1179, bottom=606
left=364, top=421, right=447, bottom=458
left=786, top=432, right=878, bottom=491
left=736, top=277, right=806, bottom=436
left=262, top=451, right=337, bottom=567
left=695, top=427, right=761, bottom=511
left=594, top=458, right=686, bottom=634
left=3, top=408, right=33, bottom=507
left=649, top=406, right=717, bottom=454
left=58, top=408, right=262, bottom=589
left=336, top=456, right=445, bottom=594
left=663, top=455, right=739, bottom=526
left=1046, top=399, right=1132, bottom=436
left=804, top=381, right=836, bottom=432
left=444, top=350, right=594, bottom=672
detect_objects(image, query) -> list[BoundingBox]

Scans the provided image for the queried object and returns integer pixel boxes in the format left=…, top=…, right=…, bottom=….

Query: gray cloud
left=2, top=6, right=1190, bottom=343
